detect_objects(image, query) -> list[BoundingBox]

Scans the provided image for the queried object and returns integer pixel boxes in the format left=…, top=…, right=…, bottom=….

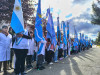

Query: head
left=24, top=24, right=27, bottom=29
left=2, top=25, right=8, bottom=33
left=29, top=30, right=34, bottom=37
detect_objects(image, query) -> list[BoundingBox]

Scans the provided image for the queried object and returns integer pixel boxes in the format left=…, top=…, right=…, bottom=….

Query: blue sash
left=16, top=31, right=27, bottom=45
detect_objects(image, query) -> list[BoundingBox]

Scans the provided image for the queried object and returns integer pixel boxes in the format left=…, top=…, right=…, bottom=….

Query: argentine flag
left=11, top=0, right=24, bottom=33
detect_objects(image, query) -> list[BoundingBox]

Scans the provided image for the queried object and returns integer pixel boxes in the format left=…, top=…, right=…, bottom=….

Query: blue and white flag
left=11, top=0, right=24, bottom=33
left=62, top=21, right=67, bottom=45
left=35, top=0, right=43, bottom=42
left=67, top=22, right=69, bottom=39
left=51, top=14, right=57, bottom=46
left=46, top=8, right=52, bottom=39
left=57, top=16, right=61, bottom=42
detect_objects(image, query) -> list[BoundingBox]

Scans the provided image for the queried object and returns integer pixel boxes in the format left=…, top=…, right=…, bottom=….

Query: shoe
left=37, top=67, right=44, bottom=70
left=41, top=66, right=45, bottom=69
left=54, top=60, right=58, bottom=63
left=49, top=62, right=53, bottom=65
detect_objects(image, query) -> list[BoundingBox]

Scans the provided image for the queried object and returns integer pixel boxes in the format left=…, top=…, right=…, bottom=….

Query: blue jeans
left=54, top=50, right=58, bottom=61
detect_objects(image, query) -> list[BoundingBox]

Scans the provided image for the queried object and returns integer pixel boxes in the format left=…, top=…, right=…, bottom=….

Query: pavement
left=0, top=45, right=100, bottom=75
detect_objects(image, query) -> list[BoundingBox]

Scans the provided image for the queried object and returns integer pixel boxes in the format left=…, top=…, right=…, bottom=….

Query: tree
left=0, top=0, right=35, bottom=24
left=95, top=32, right=100, bottom=45
left=91, top=0, right=100, bottom=25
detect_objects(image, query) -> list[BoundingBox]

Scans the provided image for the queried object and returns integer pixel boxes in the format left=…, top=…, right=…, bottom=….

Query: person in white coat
left=26, top=31, right=34, bottom=69
left=0, top=26, right=12, bottom=74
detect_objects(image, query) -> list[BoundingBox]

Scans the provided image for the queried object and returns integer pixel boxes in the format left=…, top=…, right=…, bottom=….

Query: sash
left=16, top=31, right=26, bottom=45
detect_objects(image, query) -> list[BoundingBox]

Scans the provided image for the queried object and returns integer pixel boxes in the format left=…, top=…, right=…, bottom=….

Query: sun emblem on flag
left=15, top=5, right=20, bottom=11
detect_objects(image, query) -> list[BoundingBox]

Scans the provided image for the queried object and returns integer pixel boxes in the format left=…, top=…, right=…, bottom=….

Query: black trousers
left=37, top=54, right=44, bottom=67
left=45, top=49, right=48, bottom=62
left=26, top=55, right=32, bottom=66
left=47, top=50, right=54, bottom=64
left=58, top=49, right=63, bottom=58
left=14, top=49, right=28, bottom=74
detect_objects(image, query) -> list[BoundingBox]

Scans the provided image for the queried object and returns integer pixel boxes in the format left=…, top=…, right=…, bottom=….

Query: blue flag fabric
left=51, top=14, right=57, bottom=46
left=57, top=16, right=61, bottom=42
left=67, top=22, right=69, bottom=39
left=11, top=0, right=24, bottom=33
left=62, top=21, right=67, bottom=45
left=35, top=0, right=43, bottom=42
left=46, top=8, right=52, bottom=39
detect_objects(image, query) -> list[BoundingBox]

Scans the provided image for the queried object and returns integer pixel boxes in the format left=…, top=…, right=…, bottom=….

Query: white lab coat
left=0, top=33, right=12, bottom=61
left=27, top=38, right=35, bottom=55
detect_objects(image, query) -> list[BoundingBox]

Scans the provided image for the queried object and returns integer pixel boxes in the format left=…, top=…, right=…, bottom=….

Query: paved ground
left=0, top=45, right=100, bottom=75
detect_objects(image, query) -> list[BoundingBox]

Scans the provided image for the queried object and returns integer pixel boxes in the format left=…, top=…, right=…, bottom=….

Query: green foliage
left=0, top=0, right=35, bottom=24
left=91, top=2, right=100, bottom=25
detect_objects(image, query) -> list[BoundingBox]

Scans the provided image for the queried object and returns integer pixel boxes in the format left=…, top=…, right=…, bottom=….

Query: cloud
left=72, top=0, right=93, bottom=5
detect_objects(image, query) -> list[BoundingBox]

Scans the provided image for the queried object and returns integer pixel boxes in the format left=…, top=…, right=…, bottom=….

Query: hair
left=2, top=25, right=8, bottom=29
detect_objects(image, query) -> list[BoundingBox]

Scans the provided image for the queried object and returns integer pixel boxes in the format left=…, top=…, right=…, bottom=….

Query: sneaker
left=54, top=60, right=58, bottom=63
left=37, top=67, right=44, bottom=70
left=49, top=62, right=53, bottom=65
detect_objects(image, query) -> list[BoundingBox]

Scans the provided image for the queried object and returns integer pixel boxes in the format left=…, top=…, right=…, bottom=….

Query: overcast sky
left=35, top=0, right=100, bottom=41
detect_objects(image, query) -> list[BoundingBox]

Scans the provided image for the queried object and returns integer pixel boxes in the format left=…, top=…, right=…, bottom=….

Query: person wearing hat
left=0, top=25, right=12, bottom=74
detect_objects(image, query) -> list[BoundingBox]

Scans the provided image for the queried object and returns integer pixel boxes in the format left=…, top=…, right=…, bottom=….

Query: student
left=36, top=37, right=47, bottom=70
left=13, top=24, right=31, bottom=75
left=7, top=27, right=15, bottom=70
left=68, top=40, right=71, bottom=56
left=64, top=43, right=67, bottom=58
left=58, top=41, right=64, bottom=60
left=26, top=31, right=34, bottom=69
left=54, top=42, right=59, bottom=62
left=0, top=26, right=12, bottom=74
left=47, top=39, right=54, bottom=65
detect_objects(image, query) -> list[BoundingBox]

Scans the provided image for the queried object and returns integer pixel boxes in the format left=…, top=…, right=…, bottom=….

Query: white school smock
left=0, top=33, right=12, bottom=61
left=27, top=38, right=35, bottom=55
left=13, top=29, right=29, bottom=49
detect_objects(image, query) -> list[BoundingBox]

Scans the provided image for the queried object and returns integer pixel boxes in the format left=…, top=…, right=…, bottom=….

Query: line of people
left=0, top=25, right=92, bottom=75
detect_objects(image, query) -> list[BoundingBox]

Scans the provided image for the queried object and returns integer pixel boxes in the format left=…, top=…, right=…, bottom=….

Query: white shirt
left=13, top=29, right=29, bottom=49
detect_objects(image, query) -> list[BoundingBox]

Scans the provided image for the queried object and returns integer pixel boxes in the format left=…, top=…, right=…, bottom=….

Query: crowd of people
left=0, top=25, right=92, bottom=75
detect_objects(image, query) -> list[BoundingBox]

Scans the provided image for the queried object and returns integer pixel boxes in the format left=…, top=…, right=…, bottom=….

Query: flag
left=35, top=0, right=43, bottom=42
left=51, top=14, right=57, bottom=46
left=67, top=22, right=69, bottom=39
left=62, top=21, right=67, bottom=45
left=11, top=0, right=24, bottom=33
left=46, top=8, right=52, bottom=39
left=74, top=28, right=78, bottom=42
left=57, top=16, right=61, bottom=42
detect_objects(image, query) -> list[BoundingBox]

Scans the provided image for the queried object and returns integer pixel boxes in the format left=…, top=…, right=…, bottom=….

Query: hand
left=17, top=34, right=23, bottom=37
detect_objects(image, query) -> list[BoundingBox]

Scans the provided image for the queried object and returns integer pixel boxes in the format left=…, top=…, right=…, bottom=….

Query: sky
left=34, top=0, right=100, bottom=41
